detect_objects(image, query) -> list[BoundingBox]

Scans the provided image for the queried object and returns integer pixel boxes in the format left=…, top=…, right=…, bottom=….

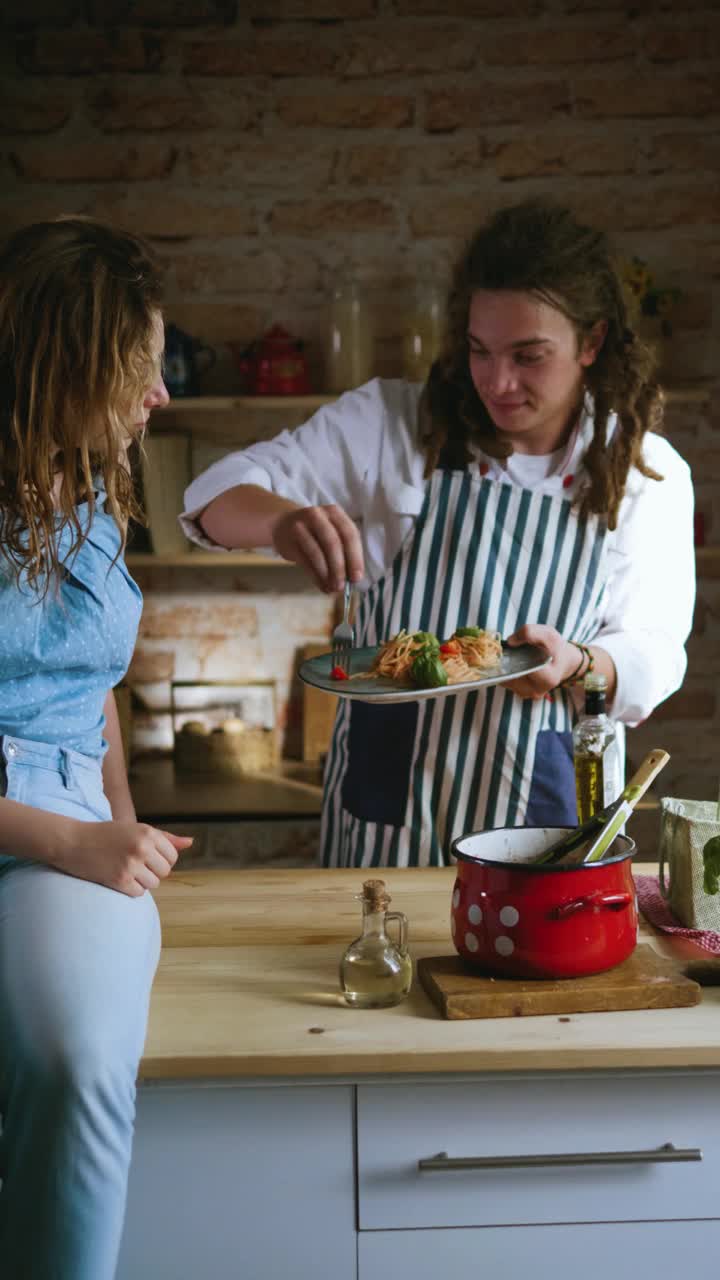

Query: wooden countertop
left=142, top=865, right=720, bottom=1081
left=129, top=757, right=323, bottom=820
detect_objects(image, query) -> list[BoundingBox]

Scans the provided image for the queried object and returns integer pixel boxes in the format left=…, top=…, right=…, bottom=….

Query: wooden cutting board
left=418, top=945, right=701, bottom=1020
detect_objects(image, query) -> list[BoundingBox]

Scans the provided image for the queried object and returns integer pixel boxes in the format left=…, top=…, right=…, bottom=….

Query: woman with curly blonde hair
left=0, top=217, right=191, bottom=1279
left=182, top=199, right=695, bottom=870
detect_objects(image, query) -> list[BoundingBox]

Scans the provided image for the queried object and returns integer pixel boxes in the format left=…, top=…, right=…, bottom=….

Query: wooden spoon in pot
left=534, top=748, right=670, bottom=867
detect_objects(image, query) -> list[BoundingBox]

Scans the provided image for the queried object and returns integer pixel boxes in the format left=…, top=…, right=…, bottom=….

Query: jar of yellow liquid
left=325, top=275, right=374, bottom=393
left=573, top=672, right=621, bottom=823
left=402, top=279, right=445, bottom=383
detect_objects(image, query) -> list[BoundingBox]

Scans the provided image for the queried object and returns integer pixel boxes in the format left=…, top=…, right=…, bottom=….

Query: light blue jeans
left=0, top=735, right=161, bottom=1280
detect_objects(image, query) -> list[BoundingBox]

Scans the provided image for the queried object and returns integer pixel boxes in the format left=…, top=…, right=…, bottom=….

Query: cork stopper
left=584, top=671, right=607, bottom=694
left=362, top=878, right=391, bottom=911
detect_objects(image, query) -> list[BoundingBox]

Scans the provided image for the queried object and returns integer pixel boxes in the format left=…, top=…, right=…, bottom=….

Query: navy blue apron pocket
left=342, top=701, right=418, bottom=827
left=525, top=729, right=578, bottom=828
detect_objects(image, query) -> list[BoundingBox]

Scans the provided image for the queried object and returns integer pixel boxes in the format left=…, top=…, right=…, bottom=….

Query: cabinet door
left=117, top=1082, right=356, bottom=1280
left=357, top=1073, right=719, bottom=1229
left=359, top=1220, right=720, bottom=1279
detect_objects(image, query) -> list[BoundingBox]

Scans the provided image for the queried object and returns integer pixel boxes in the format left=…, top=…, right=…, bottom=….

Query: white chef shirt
left=181, top=378, right=696, bottom=728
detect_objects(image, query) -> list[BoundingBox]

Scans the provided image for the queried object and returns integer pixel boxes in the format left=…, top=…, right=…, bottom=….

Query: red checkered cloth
left=635, top=874, right=720, bottom=957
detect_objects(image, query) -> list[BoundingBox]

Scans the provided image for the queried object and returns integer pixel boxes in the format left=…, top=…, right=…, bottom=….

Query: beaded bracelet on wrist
left=556, top=641, right=594, bottom=690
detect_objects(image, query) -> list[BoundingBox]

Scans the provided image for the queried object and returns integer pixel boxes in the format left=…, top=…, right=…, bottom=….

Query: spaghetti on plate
left=369, top=627, right=502, bottom=689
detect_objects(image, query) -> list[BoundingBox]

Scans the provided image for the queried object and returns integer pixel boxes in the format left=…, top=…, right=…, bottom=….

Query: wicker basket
left=658, top=797, right=720, bottom=930
left=174, top=722, right=277, bottom=778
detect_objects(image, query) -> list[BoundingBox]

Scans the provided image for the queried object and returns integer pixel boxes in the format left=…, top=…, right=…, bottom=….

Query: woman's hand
left=502, top=624, right=580, bottom=700
left=55, top=821, right=193, bottom=898
left=270, top=503, right=365, bottom=593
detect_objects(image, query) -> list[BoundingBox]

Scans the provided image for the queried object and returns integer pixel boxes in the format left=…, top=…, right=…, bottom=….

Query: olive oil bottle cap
left=583, top=670, right=608, bottom=715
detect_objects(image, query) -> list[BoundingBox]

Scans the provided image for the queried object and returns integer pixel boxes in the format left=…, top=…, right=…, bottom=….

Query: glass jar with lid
left=324, top=273, right=374, bottom=393
left=402, top=276, right=445, bottom=383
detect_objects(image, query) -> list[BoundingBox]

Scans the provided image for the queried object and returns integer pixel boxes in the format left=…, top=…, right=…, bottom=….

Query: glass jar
left=325, top=274, right=374, bottom=393
left=402, top=278, right=444, bottom=383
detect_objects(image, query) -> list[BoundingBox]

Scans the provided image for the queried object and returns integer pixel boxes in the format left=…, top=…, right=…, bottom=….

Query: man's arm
left=200, top=485, right=365, bottom=593
left=199, top=484, right=300, bottom=550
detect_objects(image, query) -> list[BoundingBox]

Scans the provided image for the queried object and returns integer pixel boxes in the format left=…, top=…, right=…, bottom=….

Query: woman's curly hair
left=420, top=200, right=663, bottom=530
left=0, top=216, right=163, bottom=589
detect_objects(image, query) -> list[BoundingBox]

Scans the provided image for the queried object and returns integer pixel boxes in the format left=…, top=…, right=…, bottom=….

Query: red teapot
left=230, top=325, right=311, bottom=395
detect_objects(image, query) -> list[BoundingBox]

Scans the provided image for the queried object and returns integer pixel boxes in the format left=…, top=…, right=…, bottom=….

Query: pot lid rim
left=451, top=829, right=635, bottom=872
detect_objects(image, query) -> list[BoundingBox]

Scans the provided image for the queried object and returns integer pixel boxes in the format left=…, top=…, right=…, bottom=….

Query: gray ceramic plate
left=298, top=642, right=550, bottom=704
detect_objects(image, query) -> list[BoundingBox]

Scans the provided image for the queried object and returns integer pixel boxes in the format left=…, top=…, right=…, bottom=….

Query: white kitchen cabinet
left=117, top=1070, right=719, bottom=1280
left=359, top=1221, right=720, bottom=1279
left=356, top=1072, right=718, bottom=1230
left=116, top=1082, right=356, bottom=1280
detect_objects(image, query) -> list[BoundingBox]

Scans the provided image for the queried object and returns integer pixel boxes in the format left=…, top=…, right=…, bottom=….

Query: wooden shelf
left=128, top=547, right=719, bottom=570
left=126, top=550, right=291, bottom=568
left=665, top=381, right=716, bottom=404
left=161, top=394, right=336, bottom=412
left=157, top=382, right=714, bottom=416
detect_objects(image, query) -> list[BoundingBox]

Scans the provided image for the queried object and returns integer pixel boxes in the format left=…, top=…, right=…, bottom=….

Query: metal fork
left=331, top=580, right=355, bottom=675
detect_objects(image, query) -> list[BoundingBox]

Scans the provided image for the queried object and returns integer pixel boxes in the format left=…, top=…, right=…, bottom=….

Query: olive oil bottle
left=340, top=879, right=412, bottom=1009
left=573, top=672, right=621, bottom=824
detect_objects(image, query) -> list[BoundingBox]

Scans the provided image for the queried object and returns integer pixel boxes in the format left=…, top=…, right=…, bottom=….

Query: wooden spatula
left=534, top=748, right=670, bottom=867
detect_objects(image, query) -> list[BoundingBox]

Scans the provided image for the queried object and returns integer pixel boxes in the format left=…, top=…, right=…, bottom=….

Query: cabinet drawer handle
left=418, top=1143, right=702, bottom=1172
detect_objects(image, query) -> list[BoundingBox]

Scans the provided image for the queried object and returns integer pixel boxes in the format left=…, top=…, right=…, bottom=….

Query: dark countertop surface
left=130, top=756, right=323, bottom=821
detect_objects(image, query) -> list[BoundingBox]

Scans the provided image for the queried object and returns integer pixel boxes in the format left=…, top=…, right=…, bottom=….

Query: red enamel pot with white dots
left=450, top=827, right=637, bottom=980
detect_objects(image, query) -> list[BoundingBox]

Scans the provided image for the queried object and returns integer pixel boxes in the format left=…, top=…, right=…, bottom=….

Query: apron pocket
left=525, top=729, right=578, bottom=827
left=342, top=701, right=418, bottom=827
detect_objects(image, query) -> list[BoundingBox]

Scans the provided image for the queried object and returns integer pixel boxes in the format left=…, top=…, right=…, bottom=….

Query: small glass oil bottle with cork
left=340, top=879, right=412, bottom=1008
left=573, top=671, right=621, bottom=823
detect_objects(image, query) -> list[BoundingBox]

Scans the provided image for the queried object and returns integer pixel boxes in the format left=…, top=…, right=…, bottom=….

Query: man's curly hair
left=420, top=200, right=664, bottom=530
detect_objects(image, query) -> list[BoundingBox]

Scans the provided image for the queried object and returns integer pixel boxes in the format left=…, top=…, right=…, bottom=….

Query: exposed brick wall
left=126, top=562, right=336, bottom=760
left=2, top=1, right=718, bottom=385
left=628, top=391, right=719, bottom=847
left=1, top=1, right=718, bottom=847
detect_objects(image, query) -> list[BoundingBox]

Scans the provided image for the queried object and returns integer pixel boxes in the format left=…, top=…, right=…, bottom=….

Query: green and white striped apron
left=321, top=459, right=609, bottom=868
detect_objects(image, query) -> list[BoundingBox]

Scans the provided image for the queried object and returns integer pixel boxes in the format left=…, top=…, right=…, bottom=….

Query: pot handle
left=551, top=891, right=633, bottom=920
